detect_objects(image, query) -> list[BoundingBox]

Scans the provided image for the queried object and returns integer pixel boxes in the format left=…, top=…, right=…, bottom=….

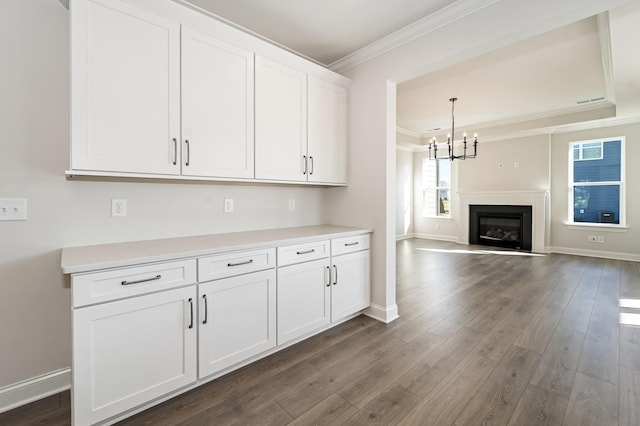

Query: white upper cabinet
left=71, top=0, right=181, bottom=175
left=255, top=56, right=308, bottom=182
left=308, top=77, right=347, bottom=184
left=181, top=27, right=254, bottom=179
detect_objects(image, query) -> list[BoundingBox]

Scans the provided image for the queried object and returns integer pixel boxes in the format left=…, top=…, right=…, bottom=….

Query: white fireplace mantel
left=458, top=191, right=548, bottom=252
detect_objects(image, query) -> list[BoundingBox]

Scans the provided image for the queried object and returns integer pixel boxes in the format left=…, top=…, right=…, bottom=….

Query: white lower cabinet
left=277, top=258, right=331, bottom=345
left=330, top=250, right=370, bottom=321
left=198, top=269, right=276, bottom=377
left=72, top=285, right=197, bottom=425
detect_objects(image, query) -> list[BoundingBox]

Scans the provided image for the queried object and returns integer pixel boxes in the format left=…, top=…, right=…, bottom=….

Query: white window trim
left=573, top=141, right=603, bottom=161
left=567, top=136, right=626, bottom=229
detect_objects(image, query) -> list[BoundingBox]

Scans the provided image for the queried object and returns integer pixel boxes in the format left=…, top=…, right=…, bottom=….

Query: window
left=569, top=137, right=625, bottom=226
left=422, top=158, right=451, bottom=217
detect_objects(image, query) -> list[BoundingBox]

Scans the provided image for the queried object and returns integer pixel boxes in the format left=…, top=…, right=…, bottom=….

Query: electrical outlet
left=514, top=162, right=520, bottom=168
left=224, top=198, right=234, bottom=213
left=596, top=236, right=605, bottom=243
left=498, top=163, right=504, bottom=168
left=288, top=199, right=295, bottom=211
left=0, top=198, right=27, bottom=221
left=587, top=235, right=597, bottom=242
left=111, top=199, right=127, bottom=217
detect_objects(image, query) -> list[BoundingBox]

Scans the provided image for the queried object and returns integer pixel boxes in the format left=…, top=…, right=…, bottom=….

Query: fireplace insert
left=469, top=205, right=532, bottom=250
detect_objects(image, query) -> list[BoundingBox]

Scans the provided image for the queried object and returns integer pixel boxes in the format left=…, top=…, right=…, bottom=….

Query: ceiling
left=182, top=0, right=640, bottom=143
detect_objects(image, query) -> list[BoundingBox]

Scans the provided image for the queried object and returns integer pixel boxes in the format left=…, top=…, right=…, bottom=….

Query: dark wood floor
left=3, top=238, right=640, bottom=425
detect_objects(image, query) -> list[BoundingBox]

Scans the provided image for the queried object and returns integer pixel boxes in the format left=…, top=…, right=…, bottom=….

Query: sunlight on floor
left=415, top=248, right=546, bottom=257
left=620, top=298, right=640, bottom=327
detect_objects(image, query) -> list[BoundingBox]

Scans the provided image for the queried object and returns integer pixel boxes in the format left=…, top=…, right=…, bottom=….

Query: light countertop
left=61, top=225, right=371, bottom=274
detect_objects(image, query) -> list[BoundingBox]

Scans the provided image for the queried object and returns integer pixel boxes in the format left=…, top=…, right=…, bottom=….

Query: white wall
left=0, top=0, right=325, bottom=390
left=396, top=148, right=414, bottom=238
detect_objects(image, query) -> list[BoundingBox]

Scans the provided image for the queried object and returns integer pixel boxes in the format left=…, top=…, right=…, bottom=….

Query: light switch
left=288, top=199, right=296, bottom=211
left=224, top=198, right=234, bottom=213
left=0, top=198, right=27, bottom=221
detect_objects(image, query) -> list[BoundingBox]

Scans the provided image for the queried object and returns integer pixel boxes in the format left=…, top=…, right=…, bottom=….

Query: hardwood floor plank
left=507, top=384, right=568, bottom=426
left=453, top=345, right=541, bottom=426
left=229, top=401, right=293, bottom=425
left=557, top=295, right=595, bottom=334
left=564, top=373, right=618, bottom=426
left=620, top=325, right=640, bottom=370
left=398, top=353, right=497, bottom=425
left=336, top=339, right=432, bottom=409
left=396, top=326, right=486, bottom=397
left=343, top=384, right=422, bottom=425
left=514, top=307, right=563, bottom=353
left=529, top=326, right=585, bottom=398
left=276, top=335, right=404, bottom=418
left=619, top=365, right=640, bottom=426
left=476, top=309, right=533, bottom=362
left=467, top=296, right=517, bottom=334
left=287, top=394, right=359, bottom=425
left=577, top=320, right=619, bottom=385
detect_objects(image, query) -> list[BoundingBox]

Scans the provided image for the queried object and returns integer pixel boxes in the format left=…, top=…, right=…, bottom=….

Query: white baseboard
left=412, top=233, right=459, bottom=242
left=549, top=246, right=640, bottom=262
left=0, top=369, right=71, bottom=414
left=364, top=303, right=399, bottom=323
left=396, top=233, right=415, bottom=241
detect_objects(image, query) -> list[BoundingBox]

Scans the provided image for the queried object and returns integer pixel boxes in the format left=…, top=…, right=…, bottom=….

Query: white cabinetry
left=197, top=250, right=276, bottom=377
left=255, top=56, right=308, bottom=181
left=255, top=57, right=348, bottom=184
left=308, top=77, right=347, bottom=184
left=72, top=261, right=197, bottom=425
left=71, top=0, right=181, bottom=175
left=181, top=26, right=254, bottom=179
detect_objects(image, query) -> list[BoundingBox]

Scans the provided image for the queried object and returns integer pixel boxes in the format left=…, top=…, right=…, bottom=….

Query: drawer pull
left=333, top=265, right=338, bottom=285
left=227, top=259, right=254, bottom=267
left=202, top=294, right=208, bottom=325
left=296, top=249, right=315, bottom=255
left=326, top=266, right=331, bottom=287
left=188, top=298, right=194, bottom=329
left=345, top=242, right=360, bottom=247
left=121, top=274, right=161, bottom=286
left=172, top=138, right=178, bottom=165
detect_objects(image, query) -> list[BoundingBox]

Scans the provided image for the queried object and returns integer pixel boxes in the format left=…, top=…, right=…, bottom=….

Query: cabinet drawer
left=331, top=234, right=370, bottom=256
left=72, top=259, right=197, bottom=307
left=198, top=248, right=276, bottom=282
left=278, top=240, right=330, bottom=266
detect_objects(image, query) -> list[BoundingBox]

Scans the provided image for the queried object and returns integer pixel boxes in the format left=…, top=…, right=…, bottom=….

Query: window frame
left=421, top=157, right=451, bottom=219
left=567, top=136, right=626, bottom=228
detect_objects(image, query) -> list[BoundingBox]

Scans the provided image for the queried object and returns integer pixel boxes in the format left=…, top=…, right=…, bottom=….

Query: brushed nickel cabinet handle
left=333, top=265, right=338, bottom=285
left=309, top=156, right=314, bottom=175
left=185, top=140, right=190, bottom=166
left=202, top=294, right=208, bottom=325
left=296, top=249, right=315, bottom=255
left=188, top=298, right=194, bottom=329
left=172, top=138, right=177, bottom=165
left=121, top=274, right=161, bottom=286
left=227, top=259, right=253, bottom=267
left=345, top=242, right=359, bottom=247
left=302, top=155, right=307, bottom=175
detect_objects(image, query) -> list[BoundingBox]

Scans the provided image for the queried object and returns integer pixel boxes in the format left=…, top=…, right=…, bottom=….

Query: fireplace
left=469, top=205, right=532, bottom=250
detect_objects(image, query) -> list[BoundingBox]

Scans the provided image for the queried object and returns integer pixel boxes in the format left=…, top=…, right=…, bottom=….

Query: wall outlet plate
left=288, top=199, right=295, bottom=211
left=224, top=198, right=234, bottom=213
left=0, top=198, right=27, bottom=221
left=111, top=199, right=127, bottom=217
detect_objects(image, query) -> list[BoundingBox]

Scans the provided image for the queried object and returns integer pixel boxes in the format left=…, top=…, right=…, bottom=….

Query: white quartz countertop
left=61, top=225, right=371, bottom=274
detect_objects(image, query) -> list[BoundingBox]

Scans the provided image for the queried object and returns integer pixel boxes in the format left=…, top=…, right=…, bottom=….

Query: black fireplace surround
left=469, top=205, right=532, bottom=251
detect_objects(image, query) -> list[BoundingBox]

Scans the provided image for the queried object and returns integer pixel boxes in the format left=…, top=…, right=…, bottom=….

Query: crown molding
left=396, top=127, right=423, bottom=138
left=329, top=0, right=500, bottom=73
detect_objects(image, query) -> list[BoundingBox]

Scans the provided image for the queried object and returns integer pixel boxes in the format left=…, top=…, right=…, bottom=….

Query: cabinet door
left=198, top=270, right=276, bottom=377
left=331, top=250, right=370, bottom=321
left=72, top=286, right=197, bottom=425
left=277, top=258, right=331, bottom=344
left=255, top=56, right=308, bottom=181
left=181, top=27, right=254, bottom=179
left=71, top=0, right=181, bottom=175
left=307, top=77, right=347, bottom=184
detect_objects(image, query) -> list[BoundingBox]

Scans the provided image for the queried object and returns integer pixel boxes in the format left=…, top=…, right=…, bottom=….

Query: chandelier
left=428, top=97, right=478, bottom=161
